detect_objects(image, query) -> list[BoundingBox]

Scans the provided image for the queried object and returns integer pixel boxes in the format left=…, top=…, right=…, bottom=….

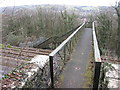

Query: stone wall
left=105, top=63, right=120, bottom=88
left=1, top=55, right=50, bottom=88
left=1, top=54, right=65, bottom=88
left=100, top=63, right=120, bottom=88
left=23, top=62, right=51, bottom=88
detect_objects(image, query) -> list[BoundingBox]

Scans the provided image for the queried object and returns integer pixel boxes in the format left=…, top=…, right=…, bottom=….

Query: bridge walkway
left=58, top=28, right=92, bottom=88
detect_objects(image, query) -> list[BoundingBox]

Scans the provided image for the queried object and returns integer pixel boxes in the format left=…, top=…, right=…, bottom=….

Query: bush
left=7, top=34, right=23, bottom=46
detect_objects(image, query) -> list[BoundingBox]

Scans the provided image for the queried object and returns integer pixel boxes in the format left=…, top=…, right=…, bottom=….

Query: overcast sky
left=0, top=0, right=119, bottom=7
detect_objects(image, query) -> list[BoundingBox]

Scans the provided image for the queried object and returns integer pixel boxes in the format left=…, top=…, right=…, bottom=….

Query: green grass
left=54, top=74, right=64, bottom=88
left=0, top=44, right=5, bottom=48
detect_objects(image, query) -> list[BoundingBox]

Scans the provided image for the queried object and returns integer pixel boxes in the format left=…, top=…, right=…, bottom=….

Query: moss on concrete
left=83, top=49, right=94, bottom=88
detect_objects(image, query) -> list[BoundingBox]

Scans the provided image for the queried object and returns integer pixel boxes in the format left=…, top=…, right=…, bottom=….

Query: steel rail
left=93, top=21, right=101, bottom=62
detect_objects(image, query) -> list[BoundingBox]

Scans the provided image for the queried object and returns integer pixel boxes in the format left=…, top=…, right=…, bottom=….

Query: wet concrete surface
left=60, top=28, right=92, bottom=88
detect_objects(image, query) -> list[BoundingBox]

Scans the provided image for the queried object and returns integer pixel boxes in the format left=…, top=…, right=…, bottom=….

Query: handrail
left=92, top=21, right=101, bottom=62
left=33, top=37, right=54, bottom=48
left=59, top=24, right=82, bottom=39
left=92, top=21, right=102, bottom=90
left=54, top=24, right=83, bottom=43
left=49, top=21, right=86, bottom=88
left=49, top=22, right=86, bottom=57
left=34, top=24, right=82, bottom=49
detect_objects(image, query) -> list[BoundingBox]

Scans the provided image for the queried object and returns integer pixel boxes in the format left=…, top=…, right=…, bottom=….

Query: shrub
left=7, top=34, right=23, bottom=46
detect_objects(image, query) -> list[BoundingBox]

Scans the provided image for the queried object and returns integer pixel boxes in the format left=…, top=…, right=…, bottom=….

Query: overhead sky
left=0, top=0, right=119, bottom=7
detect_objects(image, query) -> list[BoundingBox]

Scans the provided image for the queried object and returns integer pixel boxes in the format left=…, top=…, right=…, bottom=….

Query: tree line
left=2, top=6, right=81, bottom=46
left=96, top=2, right=120, bottom=58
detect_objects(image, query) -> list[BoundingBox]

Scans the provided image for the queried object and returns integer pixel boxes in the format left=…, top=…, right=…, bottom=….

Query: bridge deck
left=58, top=28, right=92, bottom=88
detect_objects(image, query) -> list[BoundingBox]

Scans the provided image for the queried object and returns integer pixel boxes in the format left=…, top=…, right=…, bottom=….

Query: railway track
left=0, top=46, right=52, bottom=78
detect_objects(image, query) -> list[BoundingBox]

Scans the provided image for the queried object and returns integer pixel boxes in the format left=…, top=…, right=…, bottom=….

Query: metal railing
left=34, top=24, right=83, bottom=49
left=92, top=21, right=102, bottom=90
left=49, top=21, right=86, bottom=88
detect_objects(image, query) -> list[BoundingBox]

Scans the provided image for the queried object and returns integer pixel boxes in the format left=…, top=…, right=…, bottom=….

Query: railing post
left=74, top=35, right=77, bottom=44
left=49, top=56, right=54, bottom=88
left=69, top=41, right=72, bottom=53
left=64, top=46, right=66, bottom=65
left=93, top=62, right=101, bottom=90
